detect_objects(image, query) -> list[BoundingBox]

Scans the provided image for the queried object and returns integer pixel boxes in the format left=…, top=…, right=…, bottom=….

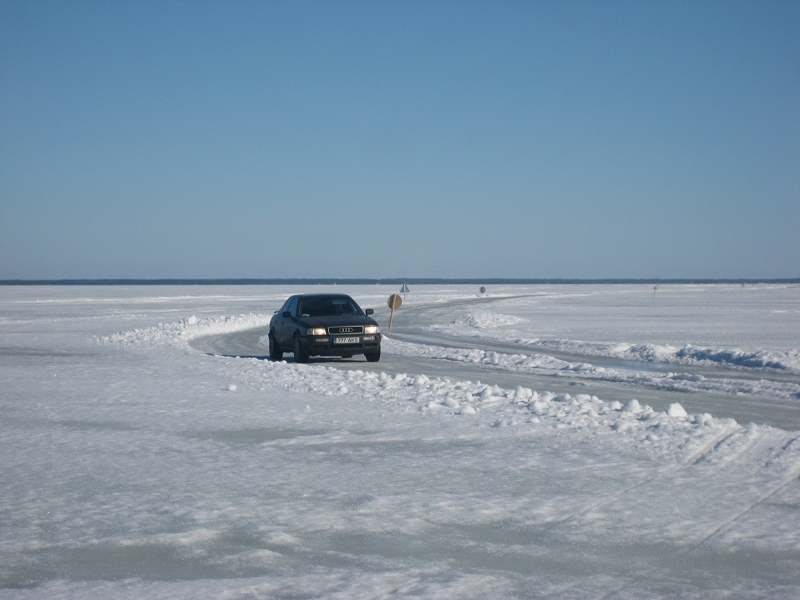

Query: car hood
left=300, top=315, right=378, bottom=328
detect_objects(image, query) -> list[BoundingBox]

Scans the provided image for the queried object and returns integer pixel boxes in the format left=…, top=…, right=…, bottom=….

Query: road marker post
left=387, top=293, right=402, bottom=333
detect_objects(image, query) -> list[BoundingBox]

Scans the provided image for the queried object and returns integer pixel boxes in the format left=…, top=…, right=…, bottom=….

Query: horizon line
left=1, top=278, right=798, bottom=286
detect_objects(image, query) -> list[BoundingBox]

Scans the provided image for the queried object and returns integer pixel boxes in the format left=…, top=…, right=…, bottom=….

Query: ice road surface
left=1, top=284, right=799, bottom=599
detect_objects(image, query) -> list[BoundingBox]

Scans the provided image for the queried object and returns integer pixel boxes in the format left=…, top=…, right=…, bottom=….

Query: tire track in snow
left=549, top=425, right=742, bottom=531
left=766, top=433, right=800, bottom=468
left=691, top=470, right=800, bottom=551
left=596, top=433, right=800, bottom=600
left=599, top=477, right=800, bottom=600
left=690, top=434, right=800, bottom=550
left=687, top=428, right=750, bottom=466
left=691, top=423, right=765, bottom=469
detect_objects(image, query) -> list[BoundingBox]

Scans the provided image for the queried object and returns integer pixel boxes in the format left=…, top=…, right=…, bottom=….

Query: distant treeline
left=2, top=278, right=798, bottom=286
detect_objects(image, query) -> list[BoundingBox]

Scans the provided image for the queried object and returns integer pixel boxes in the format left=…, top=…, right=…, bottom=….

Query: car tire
left=341, top=354, right=353, bottom=359
left=293, top=335, right=309, bottom=363
left=268, top=332, right=283, bottom=361
left=365, top=348, right=381, bottom=362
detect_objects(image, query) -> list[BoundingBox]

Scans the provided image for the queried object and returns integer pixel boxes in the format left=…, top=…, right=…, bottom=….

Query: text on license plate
left=333, top=336, right=360, bottom=344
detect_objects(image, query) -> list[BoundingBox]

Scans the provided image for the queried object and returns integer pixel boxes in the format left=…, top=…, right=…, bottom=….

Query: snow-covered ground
left=1, top=284, right=799, bottom=598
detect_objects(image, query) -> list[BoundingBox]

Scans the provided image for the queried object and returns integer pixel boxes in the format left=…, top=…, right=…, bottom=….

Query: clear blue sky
left=1, top=1, right=798, bottom=279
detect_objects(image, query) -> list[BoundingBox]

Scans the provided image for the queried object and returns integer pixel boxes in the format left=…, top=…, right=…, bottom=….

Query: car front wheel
left=293, top=335, right=309, bottom=363
left=268, top=332, right=283, bottom=361
left=365, top=348, right=381, bottom=362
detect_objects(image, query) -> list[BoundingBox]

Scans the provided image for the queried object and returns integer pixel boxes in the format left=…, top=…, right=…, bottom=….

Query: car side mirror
left=282, top=311, right=292, bottom=318
left=365, top=308, right=374, bottom=316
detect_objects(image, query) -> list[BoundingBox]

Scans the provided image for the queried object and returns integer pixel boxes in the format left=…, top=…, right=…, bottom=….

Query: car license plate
left=333, top=336, right=359, bottom=344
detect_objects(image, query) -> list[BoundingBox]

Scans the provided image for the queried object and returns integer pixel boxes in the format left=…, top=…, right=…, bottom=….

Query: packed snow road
left=2, top=284, right=799, bottom=599
left=191, top=291, right=800, bottom=431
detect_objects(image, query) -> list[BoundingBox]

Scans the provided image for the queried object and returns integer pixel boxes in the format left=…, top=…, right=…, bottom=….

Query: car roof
left=293, top=293, right=353, bottom=298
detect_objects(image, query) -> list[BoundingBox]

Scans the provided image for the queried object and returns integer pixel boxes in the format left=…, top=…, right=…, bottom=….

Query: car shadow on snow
left=204, top=352, right=370, bottom=364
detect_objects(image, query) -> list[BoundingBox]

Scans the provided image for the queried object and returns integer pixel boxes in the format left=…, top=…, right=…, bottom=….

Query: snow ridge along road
left=191, top=287, right=800, bottom=430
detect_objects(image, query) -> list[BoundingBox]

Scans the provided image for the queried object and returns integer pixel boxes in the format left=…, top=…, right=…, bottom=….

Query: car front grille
left=328, top=326, right=364, bottom=335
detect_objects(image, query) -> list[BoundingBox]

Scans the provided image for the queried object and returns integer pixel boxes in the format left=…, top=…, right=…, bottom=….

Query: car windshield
left=297, top=296, right=362, bottom=318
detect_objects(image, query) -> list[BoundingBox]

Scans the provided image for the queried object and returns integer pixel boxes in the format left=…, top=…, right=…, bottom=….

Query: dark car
left=268, top=294, right=381, bottom=363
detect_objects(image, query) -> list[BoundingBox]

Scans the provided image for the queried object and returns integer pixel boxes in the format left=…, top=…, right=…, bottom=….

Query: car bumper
left=300, top=334, right=381, bottom=357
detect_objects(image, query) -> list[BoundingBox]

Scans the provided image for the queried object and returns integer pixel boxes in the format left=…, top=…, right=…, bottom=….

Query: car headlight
left=307, top=327, right=326, bottom=336
left=364, top=325, right=380, bottom=334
